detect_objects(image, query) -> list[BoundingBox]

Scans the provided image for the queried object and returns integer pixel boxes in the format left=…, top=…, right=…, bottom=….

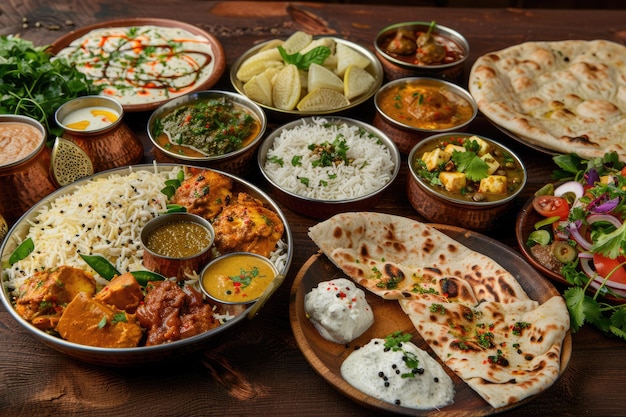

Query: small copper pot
left=55, top=96, right=144, bottom=172
left=0, top=115, right=58, bottom=233
left=141, top=212, right=215, bottom=280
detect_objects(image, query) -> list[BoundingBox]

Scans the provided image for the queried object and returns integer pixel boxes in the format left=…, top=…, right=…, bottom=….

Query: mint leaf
left=277, top=45, right=331, bottom=70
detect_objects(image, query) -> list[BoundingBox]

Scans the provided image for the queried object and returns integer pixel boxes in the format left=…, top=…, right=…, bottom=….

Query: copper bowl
left=141, top=212, right=215, bottom=280
left=406, top=132, right=527, bottom=231
left=258, top=117, right=400, bottom=219
left=374, top=21, right=469, bottom=82
left=147, top=90, right=266, bottom=176
left=0, top=115, right=58, bottom=232
left=55, top=95, right=144, bottom=172
left=373, top=77, right=477, bottom=154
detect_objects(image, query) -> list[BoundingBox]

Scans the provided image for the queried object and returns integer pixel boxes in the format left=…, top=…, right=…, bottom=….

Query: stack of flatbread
left=309, top=212, right=570, bottom=409
left=468, top=40, right=626, bottom=161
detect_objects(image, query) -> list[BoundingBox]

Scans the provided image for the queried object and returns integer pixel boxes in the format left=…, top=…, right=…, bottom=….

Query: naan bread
left=308, top=212, right=529, bottom=304
left=308, top=212, right=570, bottom=409
left=400, top=296, right=568, bottom=408
left=468, top=40, right=626, bottom=160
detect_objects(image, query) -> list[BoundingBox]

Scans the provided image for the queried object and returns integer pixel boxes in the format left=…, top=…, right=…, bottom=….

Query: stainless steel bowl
left=258, top=117, right=400, bottom=219
left=147, top=90, right=267, bottom=176
left=231, top=37, right=383, bottom=120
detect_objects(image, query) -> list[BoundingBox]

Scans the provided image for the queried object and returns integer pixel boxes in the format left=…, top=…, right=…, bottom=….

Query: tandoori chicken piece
left=211, top=192, right=284, bottom=258
left=170, top=170, right=233, bottom=220
left=15, top=265, right=97, bottom=331
left=94, top=272, right=144, bottom=313
left=56, top=292, right=143, bottom=348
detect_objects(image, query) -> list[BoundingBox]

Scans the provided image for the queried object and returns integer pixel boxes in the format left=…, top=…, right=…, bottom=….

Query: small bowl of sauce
left=55, top=95, right=143, bottom=172
left=141, top=212, right=215, bottom=280
left=200, top=252, right=278, bottom=305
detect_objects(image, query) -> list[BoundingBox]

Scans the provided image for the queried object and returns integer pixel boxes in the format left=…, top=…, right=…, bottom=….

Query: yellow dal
left=201, top=253, right=276, bottom=303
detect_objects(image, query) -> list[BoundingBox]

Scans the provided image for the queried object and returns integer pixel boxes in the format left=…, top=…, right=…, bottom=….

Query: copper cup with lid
left=0, top=115, right=58, bottom=235
left=55, top=95, right=144, bottom=172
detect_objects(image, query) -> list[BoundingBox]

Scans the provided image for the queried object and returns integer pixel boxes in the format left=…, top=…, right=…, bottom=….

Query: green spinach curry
left=154, top=96, right=260, bottom=157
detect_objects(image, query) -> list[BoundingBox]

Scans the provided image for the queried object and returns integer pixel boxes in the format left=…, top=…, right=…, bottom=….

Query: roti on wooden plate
left=308, top=212, right=570, bottom=409
left=468, top=40, right=626, bottom=160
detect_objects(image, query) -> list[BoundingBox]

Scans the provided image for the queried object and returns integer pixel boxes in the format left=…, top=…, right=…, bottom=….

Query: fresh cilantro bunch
left=0, top=35, right=100, bottom=138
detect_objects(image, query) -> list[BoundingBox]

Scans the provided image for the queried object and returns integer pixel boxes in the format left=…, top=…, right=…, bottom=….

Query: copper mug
left=55, top=96, right=144, bottom=172
left=0, top=115, right=59, bottom=236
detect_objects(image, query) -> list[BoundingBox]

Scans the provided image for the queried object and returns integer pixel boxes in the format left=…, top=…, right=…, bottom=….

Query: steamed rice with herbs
left=263, top=118, right=395, bottom=200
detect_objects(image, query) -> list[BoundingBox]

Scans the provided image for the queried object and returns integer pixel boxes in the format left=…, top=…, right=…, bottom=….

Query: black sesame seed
left=378, top=371, right=384, bottom=377
left=434, top=377, right=439, bottom=383
left=395, top=400, right=401, bottom=405
left=384, top=382, right=390, bottom=387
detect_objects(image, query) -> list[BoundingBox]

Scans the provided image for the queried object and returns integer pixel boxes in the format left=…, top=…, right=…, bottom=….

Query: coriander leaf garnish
left=384, top=331, right=421, bottom=378
left=451, top=150, right=489, bottom=181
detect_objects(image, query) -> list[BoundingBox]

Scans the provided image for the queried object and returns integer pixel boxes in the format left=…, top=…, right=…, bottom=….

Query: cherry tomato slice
left=532, top=195, right=570, bottom=220
left=593, top=253, right=626, bottom=285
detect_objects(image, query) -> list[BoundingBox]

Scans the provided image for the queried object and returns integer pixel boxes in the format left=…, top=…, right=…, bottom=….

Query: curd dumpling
left=304, top=278, right=373, bottom=344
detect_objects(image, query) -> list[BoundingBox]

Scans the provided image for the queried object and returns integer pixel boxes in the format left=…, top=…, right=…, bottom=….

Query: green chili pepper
left=8, top=238, right=34, bottom=265
left=130, top=270, right=166, bottom=287
left=80, top=254, right=120, bottom=280
left=534, top=215, right=560, bottom=230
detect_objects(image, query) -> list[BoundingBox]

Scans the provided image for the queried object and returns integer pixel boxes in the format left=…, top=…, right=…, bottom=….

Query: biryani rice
left=263, top=118, right=395, bottom=201
left=5, top=165, right=289, bottom=293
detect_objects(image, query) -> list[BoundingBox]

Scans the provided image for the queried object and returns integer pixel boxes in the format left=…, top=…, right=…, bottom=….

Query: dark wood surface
left=2, top=2, right=626, bottom=416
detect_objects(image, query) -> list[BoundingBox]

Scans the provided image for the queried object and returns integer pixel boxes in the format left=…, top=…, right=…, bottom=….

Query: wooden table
left=2, top=2, right=626, bottom=416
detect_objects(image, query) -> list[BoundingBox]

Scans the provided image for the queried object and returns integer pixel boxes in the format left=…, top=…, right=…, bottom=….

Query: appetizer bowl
left=407, top=132, right=526, bottom=231
left=147, top=90, right=267, bottom=176
left=141, top=212, right=215, bottom=280
left=374, top=21, right=469, bottom=82
left=230, top=36, right=383, bottom=121
left=0, top=164, right=293, bottom=366
left=258, top=117, right=400, bottom=219
left=373, top=77, right=477, bottom=154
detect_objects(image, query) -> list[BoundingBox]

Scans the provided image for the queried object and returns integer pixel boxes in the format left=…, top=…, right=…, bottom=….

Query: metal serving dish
left=0, top=164, right=293, bottom=366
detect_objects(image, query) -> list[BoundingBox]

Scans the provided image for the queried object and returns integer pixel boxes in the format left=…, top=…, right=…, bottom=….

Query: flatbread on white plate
left=308, top=212, right=570, bottom=409
left=468, top=40, right=626, bottom=161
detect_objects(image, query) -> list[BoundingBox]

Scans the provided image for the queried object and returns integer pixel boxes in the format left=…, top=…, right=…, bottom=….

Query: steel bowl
left=231, top=37, right=383, bottom=121
left=407, top=132, right=527, bottom=231
left=147, top=90, right=267, bottom=176
left=258, top=117, right=400, bottom=219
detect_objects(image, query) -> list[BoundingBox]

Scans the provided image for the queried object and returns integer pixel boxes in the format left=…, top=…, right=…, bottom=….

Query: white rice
left=5, top=165, right=178, bottom=290
left=263, top=118, right=395, bottom=201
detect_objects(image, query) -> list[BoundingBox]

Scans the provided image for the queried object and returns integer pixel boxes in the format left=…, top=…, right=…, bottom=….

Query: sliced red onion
left=569, top=222, right=593, bottom=251
left=554, top=180, right=585, bottom=200
left=578, top=251, right=593, bottom=259
left=587, top=213, right=622, bottom=229
left=585, top=168, right=600, bottom=186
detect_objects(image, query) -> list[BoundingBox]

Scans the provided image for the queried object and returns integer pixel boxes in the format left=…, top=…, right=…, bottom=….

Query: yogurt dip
left=304, top=278, right=373, bottom=344
left=341, top=336, right=455, bottom=409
